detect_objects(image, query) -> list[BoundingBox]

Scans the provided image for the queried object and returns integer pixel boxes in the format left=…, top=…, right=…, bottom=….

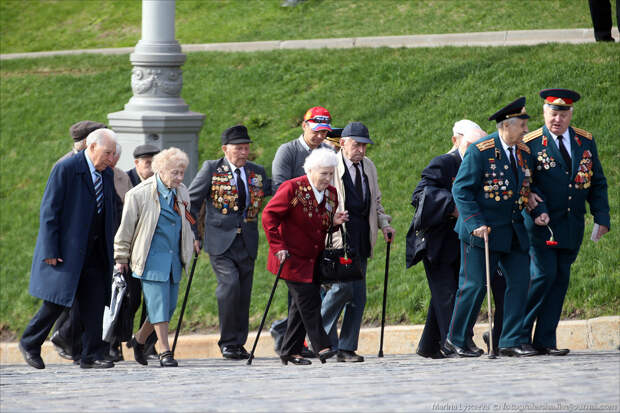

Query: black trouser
left=21, top=266, right=107, bottom=363
left=281, top=280, right=331, bottom=357
left=589, top=0, right=620, bottom=41
left=52, top=305, right=82, bottom=357
left=418, top=257, right=505, bottom=354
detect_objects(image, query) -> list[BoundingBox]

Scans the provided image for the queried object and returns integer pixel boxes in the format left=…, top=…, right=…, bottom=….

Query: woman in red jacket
left=262, top=148, right=349, bottom=365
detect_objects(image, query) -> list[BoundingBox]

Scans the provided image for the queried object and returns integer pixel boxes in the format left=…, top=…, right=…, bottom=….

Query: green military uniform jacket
left=452, top=132, right=533, bottom=253
left=523, top=125, right=610, bottom=250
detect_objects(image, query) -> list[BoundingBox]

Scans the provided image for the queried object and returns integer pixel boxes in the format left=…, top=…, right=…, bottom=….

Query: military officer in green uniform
left=520, top=89, right=610, bottom=356
left=443, top=97, right=538, bottom=358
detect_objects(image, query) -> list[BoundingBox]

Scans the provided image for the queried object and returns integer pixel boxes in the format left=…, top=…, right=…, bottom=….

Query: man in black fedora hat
left=189, top=125, right=272, bottom=359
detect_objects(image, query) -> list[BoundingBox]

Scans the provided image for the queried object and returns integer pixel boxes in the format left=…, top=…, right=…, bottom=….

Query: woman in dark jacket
left=262, top=148, right=348, bottom=365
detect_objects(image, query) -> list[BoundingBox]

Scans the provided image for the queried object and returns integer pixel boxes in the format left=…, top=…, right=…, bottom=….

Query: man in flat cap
left=269, top=106, right=333, bottom=354
left=126, top=144, right=161, bottom=187
left=519, top=89, right=610, bottom=356
left=443, top=97, right=538, bottom=358
left=406, top=120, right=506, bottom=358
left=320, top=122, right=395, bottom=362
left=189, top=125, right=271, bottom=359
left=56, top=121, right=107, bottom=166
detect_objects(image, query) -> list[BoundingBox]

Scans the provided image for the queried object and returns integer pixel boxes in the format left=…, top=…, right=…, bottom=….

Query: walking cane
left=483, top=231, right=497, bottom=359
left=378, top=232, right=393, bottom=358
left=171, top=252, right=198, bottom=357
left=247, top=257, right=287, bottom=365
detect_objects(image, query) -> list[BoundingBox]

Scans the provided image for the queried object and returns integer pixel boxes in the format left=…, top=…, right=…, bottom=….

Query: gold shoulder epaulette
left=573, top=126, right=592, bottom=140
left=523, top=128, right=543, bottom=143
left=517, top=142, right=531, bottom=154
left=475, top=138, right=495, bottom=151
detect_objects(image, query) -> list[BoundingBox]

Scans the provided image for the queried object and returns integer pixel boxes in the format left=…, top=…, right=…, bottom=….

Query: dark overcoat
left=29, top=151, right=115, bottom=307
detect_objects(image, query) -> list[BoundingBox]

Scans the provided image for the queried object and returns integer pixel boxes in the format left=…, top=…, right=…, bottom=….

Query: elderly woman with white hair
left=114, top=147, right=198, bottom=367
left=262, top=148, right=348, bottom=366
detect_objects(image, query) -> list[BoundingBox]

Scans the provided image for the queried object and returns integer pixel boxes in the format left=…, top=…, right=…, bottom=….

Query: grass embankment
left=0, top=0, right=598, bottom=54
left=1, top=44, right=619, bottom=339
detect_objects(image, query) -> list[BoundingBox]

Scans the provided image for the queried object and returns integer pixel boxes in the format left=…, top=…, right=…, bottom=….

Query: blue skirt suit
left=133, top=178, right=183, bottom=324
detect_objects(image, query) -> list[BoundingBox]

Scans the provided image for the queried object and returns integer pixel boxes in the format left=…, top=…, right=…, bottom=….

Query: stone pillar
left=108, top=0, right=204, bottom=184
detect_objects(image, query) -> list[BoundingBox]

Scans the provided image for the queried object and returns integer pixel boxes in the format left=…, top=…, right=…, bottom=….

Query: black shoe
left=159, top=351, right=178, bottom=367
left=337, top=350, right=364, bottom=362
left=80, top=359, right=114, bottom=369
left=318, top=348, right=338, bottom=364
left=221, top=345, right=242, bottom=360
left=280, top=355, right=311, bottom=365
left=50, top=331, right=73, bottom=360
left=18, top=341, right=45, bottom=369
left=106, top=345, right=123, bottom=362
left=238, top=346, right=251, bottom=360
left=129, top=336, right=148, bottom=365
left=482, top=332, right=498, bottom=356
left=499, top=345, right=538, bottom=357
left=300, top=345, right=316, bottom=358
left=442, top=339, right=481, bottom=358
left=535, top=346, right=569, bottom=356
left=466, top=337, right=484, bottom=356
left=416, top=348, right=445, bottom=359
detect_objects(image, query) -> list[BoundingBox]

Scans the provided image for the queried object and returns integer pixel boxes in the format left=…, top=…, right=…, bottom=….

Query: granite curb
left=2, top=316, right=617, bottom=365
left=2, top=28, right=618, bottom=60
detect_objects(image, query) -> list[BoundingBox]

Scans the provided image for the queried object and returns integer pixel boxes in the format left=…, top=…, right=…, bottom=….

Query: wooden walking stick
left=483, top=231, right=496, bottom=359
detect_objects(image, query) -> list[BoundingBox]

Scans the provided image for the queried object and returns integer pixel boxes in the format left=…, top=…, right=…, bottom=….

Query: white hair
left=303, top=148, right=338, bottom=174
left=452, top=119, right=482, bottom=136
left=115, top=143, right=122, bottom=156
left=152, top=147, right=189, bottom=173
left=86, top=128, right=117, bottom=146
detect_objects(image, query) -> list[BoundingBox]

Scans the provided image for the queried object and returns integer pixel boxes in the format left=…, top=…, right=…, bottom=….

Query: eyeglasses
left=307, top=116, right=331, bottom=124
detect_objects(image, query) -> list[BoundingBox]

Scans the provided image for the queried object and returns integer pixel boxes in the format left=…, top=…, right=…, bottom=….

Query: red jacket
left=262, top=175, right=338, bottom=283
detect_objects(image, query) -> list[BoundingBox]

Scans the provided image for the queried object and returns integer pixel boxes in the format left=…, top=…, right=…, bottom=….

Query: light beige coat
left=331, top=154, right=391, bottom=258
left=114, top=175, right=195, bottom=276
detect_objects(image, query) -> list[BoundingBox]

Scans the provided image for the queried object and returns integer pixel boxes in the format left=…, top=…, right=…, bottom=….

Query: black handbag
left=319, top=223, right=364, bottom=284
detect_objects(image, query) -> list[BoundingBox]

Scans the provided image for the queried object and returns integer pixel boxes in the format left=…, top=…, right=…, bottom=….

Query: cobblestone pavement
left=1, top=351, right=618, bottom=412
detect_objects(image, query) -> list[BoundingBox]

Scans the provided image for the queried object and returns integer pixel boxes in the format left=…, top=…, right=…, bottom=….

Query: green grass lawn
left=1, top=43, right=618, bottom=338
left=1, top=0, right=599, bottom=54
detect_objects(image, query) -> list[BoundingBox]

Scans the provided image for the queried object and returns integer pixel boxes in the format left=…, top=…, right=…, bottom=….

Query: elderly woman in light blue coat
left=114, top=147, right=198, bottom=367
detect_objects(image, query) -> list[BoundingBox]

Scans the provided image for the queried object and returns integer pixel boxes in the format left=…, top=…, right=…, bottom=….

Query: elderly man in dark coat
left=19, top=128, right=118, bottom=369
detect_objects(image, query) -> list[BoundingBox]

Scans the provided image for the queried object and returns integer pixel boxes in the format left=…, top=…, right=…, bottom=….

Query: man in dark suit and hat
left=520, top=89, right=610, bottom=355
left=189, top=125, right=271, bottom=359
left=19, top=128, right=118, bottom=369
left=406, top=120, right=506, bottom=358
left=126, top=144, right=161, bottom=187
left=443, top=97, right=538, bottom=358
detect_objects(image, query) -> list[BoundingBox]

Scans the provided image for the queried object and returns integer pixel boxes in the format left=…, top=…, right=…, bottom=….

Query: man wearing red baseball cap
left=521, top=88, right=610, bottom=356
left=269, top=106, right=333, bottom=356
left=271, top=106, right=333, bottom=192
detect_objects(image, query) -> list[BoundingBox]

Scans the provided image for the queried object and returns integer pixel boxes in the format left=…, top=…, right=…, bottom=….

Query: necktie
left=235, top=168, right=246, bottom=212
left=508, top=147, right=519, bottom=180
left=94, top=172, right=103, bottom=214
left=354, top=163, right=364, bottom=199
left=557, top=135, right=571, bottom=172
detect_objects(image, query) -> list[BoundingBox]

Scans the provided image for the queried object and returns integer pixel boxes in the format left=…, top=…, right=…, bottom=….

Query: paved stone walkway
left=1, top=351, right=618, bottom=412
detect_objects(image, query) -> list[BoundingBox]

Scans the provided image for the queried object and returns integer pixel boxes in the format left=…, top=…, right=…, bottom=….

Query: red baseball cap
left=303, top=106, right=332, bottom=131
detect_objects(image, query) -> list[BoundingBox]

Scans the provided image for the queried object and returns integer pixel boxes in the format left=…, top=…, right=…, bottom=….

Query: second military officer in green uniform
left=443, top=97, right=538, bottom=358
left=519, top=89, right=610, bottom=356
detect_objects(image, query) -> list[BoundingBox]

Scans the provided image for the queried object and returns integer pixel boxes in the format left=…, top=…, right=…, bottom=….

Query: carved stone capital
left=131, top=66, right=183, bottom=97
